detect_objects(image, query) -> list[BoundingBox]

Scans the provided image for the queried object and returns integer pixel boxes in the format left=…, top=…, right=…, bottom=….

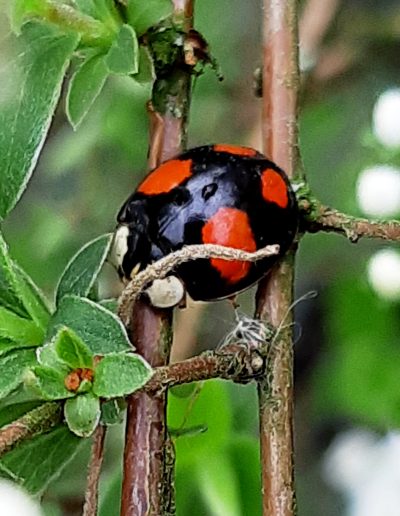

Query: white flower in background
left=0, top=480, right=42, bottom=516
left=367, top=249, right=400, bottom=301
left=323, top=429, right=377, bottom=492
left=372, top=88, right=400, bottom=148
left=324, top=430, right=400, bottom=516
left=356, top=165, right=400, bottom=218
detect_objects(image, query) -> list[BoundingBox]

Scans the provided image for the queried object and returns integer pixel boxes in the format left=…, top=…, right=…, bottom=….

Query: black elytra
left=115, top=144, right=298, bottom=301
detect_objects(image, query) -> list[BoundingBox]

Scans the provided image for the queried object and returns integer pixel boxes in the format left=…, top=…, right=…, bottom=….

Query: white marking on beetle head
left=145, top=276, right=185, bottom=308
left=110, top=225, right=130, bottom=269
left=130, top=262, right=141, bottom=279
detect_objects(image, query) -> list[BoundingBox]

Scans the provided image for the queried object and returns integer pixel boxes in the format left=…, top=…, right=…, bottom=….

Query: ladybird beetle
left=113, top=144, right=298, bottom=304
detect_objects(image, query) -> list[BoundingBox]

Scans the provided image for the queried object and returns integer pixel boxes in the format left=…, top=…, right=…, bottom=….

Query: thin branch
left=145, top=344, right=265, bottom=392
left=257, top=1, right=300, bottom=515
left=299, top=0, right=341, bottom=70
left=121, top=302, right=172, bottom=516
left=121, top=2, right=194, bottom=514
left=0, top=402, right=62, bottom=458
left=83, top=424, right=107, bottom=516
left=304, top=203, right=400, bottom=242
left=118, top=243, right=279, bottom=325
left=0, top=344, right=268, bottom=460
left=171, top=302, right=203, bottom=362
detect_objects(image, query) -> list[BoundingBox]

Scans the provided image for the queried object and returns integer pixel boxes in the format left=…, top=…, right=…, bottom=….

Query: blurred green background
left=2, top=0, right=400, bottom=514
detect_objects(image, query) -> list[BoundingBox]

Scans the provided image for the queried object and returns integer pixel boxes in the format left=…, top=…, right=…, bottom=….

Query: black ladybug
left=112, top=144, right=298, bottom=305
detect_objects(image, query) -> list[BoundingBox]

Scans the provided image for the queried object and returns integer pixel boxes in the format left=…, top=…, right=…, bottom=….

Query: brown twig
left=83, top=424, right=107, bottom=516
left=0, top=344, right=267, bottom=461
left=256, top=1, right=300, bottom=515
left=118, top=243, right=279, bottom=325
left=171, top=302, right=203, bottom=362
left=120, top=2, right=194, bottom=514
left=304, top=203, right=400, bottom=242
left=0, top=402, right=62, bottom=457
left=145, top=344, right=265, bottom=392
left=121, top=302, right=172, bottom=516
left=299, top=0, right=341, bottom=70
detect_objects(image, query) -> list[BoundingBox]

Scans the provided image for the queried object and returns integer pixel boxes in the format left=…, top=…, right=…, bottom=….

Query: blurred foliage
left=0, top=0, right=400, bottom=514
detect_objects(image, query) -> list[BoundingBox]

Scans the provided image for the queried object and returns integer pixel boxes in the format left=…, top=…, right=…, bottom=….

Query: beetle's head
left=111, top=199, right=151, bottom=281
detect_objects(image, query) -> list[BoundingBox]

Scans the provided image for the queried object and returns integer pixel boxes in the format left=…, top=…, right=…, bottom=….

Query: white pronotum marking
left=111, top=225, right=129, bottom=269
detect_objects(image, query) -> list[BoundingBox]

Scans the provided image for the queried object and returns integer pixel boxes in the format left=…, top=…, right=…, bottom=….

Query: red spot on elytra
left=202, top=207, right=256, bottom=283
left=138, top=159, right=192, bottom=195
left=213, top=144, right=257, bottom=157
left=261, top=169, right=288, bottom=208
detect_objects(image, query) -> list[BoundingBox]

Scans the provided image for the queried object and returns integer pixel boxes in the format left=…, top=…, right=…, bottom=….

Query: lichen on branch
left=302, top=201, right=400, bottom=242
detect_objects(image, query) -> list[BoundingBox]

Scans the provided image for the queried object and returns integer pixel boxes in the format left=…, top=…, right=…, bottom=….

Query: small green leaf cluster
left=12, top=0, right=174, bottom=130
left=0, top=2, right=174, bottom=221
left=0, top=232, right=152, bottom=439
left=0, top=232, right=51, bottom=400
left=30, top=326, right=152, bottom=437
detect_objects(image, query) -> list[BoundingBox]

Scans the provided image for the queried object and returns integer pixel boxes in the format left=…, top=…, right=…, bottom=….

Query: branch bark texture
left=83, top=424, right=106, bottom=516
left=0, top=345, right=266, bottom=461
left=120, top=3, right=194, bottom=515
left=0, top=402, right=61, bottom=457
left=257, top=1, right=300, bottom=515
left=304, top=203, right=400, bottom=242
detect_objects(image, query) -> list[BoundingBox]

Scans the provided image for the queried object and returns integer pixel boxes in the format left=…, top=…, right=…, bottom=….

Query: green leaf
left=99, top=298, right=118, bottom=313
left=28, top=366, right=74, bottom=400
left=71, top=0, right=98, bottom=18
left=93, top=353, right=152, bottom=398
left=0, top=306, right=43, bottom=345
left=0, top=401, right=42, bottom=428
left=170, top=383, right=198, bottom=398
left=105, top=24, right=139, bottom=75
left=227, top=437, right=262, bottom=516
left=77, top=379, right=93, bottom=393
left=10, top=0, right=43, bottom=32
left=314, top=277, right=400, bottom=427
left=168, top=380, right=232, bottom=460
left=56, top=233, right=112, bottom=304
left=127, top=0, right=173, bottom=35
left=0, top=426, right=81, bottom=495
left=0, top=267, right=26, bottom=317
left=101, top=398, right=125, bottom=425
left=99, top=468, right=122, bottom=516
left=133, top=46, right=155, bottom=84
left=64, top=393, right=100, bottom=437
left=169, top=425, right=207, bottom=438
left=55, top=327, right=94, bottom=369
left=14, top=264, right=52, bottom=328
left=0, top=349, right=37, bottom=399
left=49, top=295, right=132, bottom=355
left=66, top=54, right=109, bottom=129
left=36, top=342, right=70, bottom=374
left=14, top=263, right=51, bottom=330
left=0, top=21, right=79, bottom=219
left=0, top=233, right=51, bottom=332
left=93, top=0, right=121, bottom=25
left=0, top=339, right=34, bottom=357
left=196, top=452, right=241, bottom=516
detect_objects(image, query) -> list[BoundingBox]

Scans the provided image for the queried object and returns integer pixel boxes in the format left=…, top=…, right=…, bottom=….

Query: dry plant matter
left=118, top=243, right=279, bottom=324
